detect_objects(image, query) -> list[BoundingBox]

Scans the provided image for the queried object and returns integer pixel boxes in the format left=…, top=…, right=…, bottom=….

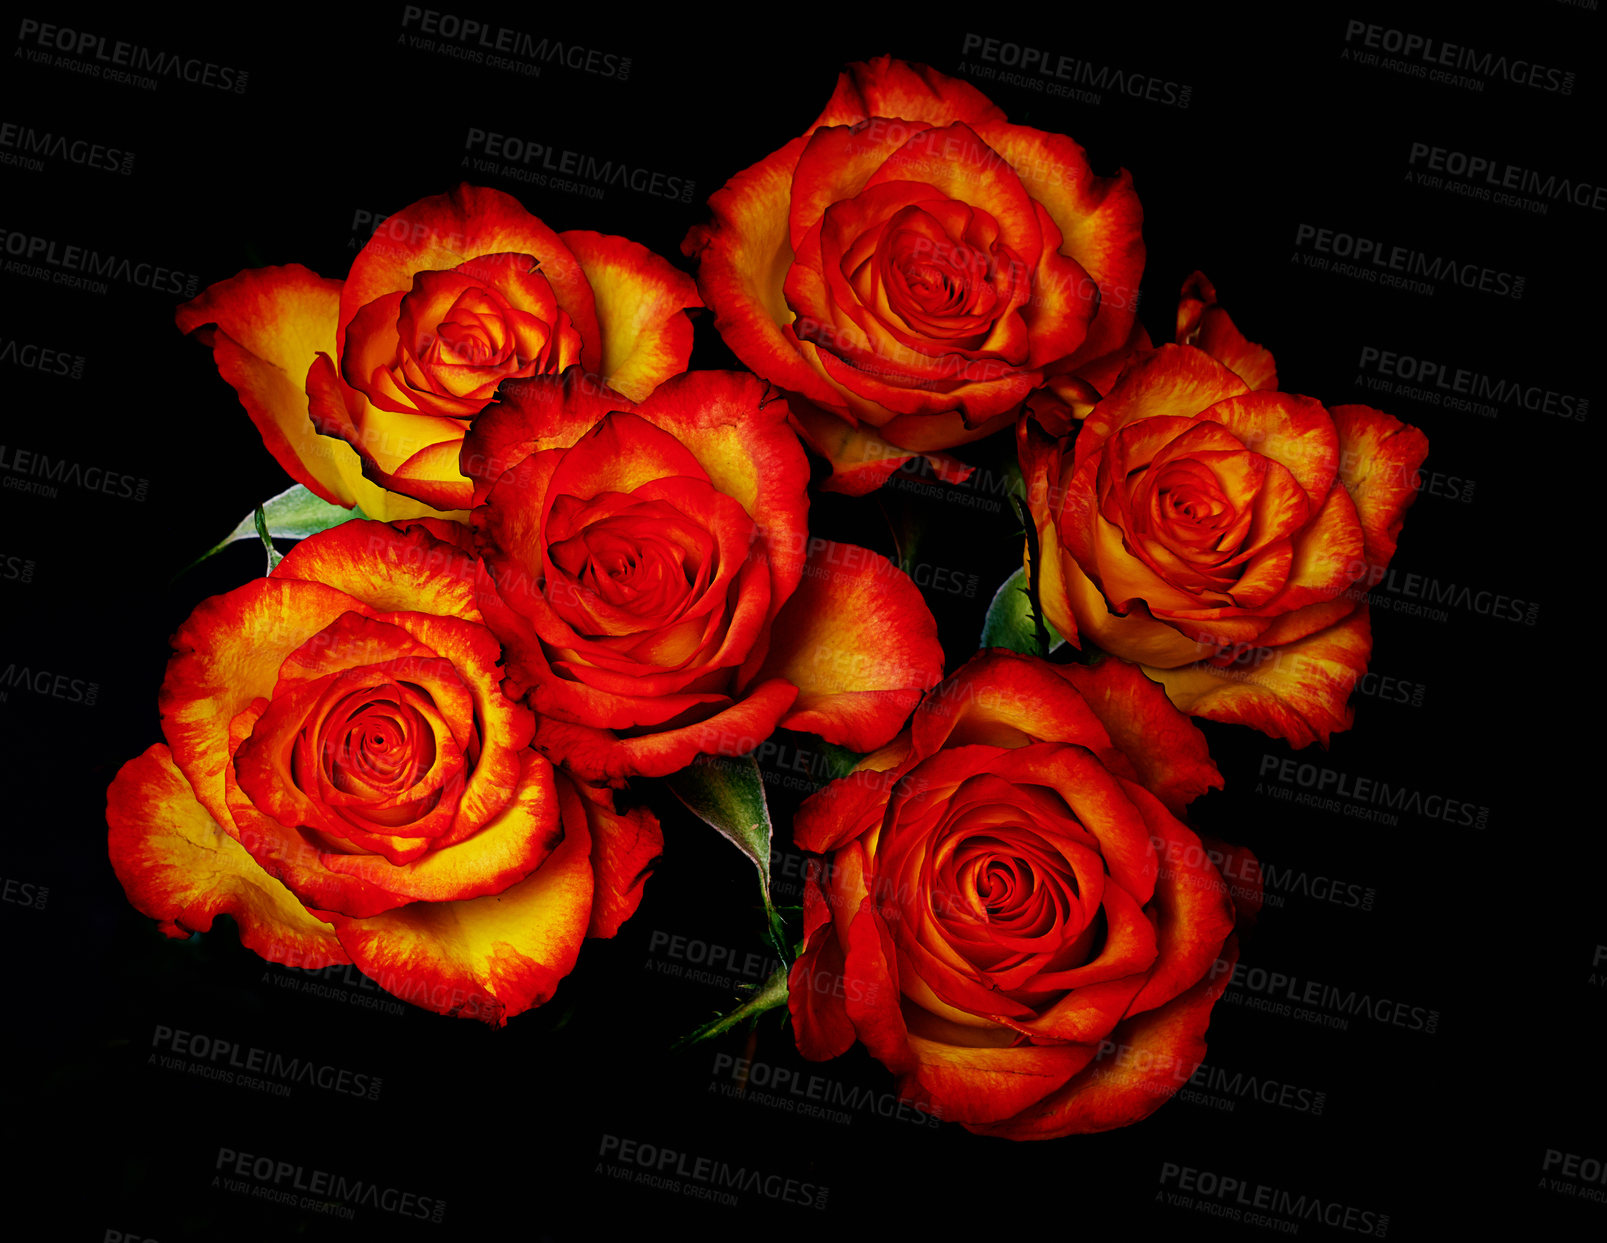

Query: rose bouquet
left=109, top=56, right=1423, bottom=1139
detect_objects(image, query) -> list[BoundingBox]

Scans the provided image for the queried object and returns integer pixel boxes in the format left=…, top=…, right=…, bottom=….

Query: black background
left=2, top=4, right=1598, bottom=1239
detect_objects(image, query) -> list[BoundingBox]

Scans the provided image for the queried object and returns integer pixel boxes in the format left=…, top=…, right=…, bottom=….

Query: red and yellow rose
left=177, top=183, right=698, bottom=519
left=684, top=56, right=1145, bottom=494
left=787, top=650, right=1253, bottom=1138
left=465, top=368, right=945, bottom=783
left=1020, top=298, right=1430, bottom=746
left=107, top=520, right=660, bottom=1023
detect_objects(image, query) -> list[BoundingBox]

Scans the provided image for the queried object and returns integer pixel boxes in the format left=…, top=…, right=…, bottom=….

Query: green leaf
left=665, top=753, right=788, bottom=957
left=252, top=506, right=284, bottom=574
left=981, top=566, right=1063, bottom=656
left=672, top=961, right=791, bottom=1050
left=174, top=483, right=364, bottom=581
left=814, top=740, right=865, bottom=783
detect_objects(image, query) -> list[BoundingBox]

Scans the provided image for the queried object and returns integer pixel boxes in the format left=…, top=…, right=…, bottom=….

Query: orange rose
left=1020, top=289, right=1430, bottom=746
left=464, top=369, right=945, bottom=782
left=177, top=183, right=698, bottom=519
left=787, top=651, right=1253, bottom=1138
left=106, top=520, right=660, bottom=1023
left=684, top=56, right=1144, bottom=495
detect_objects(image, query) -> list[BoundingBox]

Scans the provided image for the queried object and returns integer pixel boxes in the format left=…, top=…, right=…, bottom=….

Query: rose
left=683, top=56, right=1145, bottom=495
left=463, top=369, right=945, bottom=782
left=106, top=520, right=661, bottom=1023
left=177, top=183, right=698, bottom=519
left=787, top=650, right=1255, bottom=1138
left=1020, top=317, right=1430, bottom=746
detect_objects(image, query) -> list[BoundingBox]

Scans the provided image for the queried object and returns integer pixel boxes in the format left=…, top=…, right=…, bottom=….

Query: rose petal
left=840, top=895, right=915, bottom=1074
left=1176, top=271, right=1277, bottom=390
left=915, top=650, right=1102, bottom=754
left=327, top=775, right=595, bottom=1025
left=971, top=122, right=1145, bottom=373
left=1055, top=659, right=1223, bottom=816
left=567, top=774, right=663, bottom=939
left=1144, top=606, right=1373, bottom=747
left=272, top=519, right=485, bottom=624
left=760, top=540, right=944, bottom=751
left=967, top=936, right=1240, bottom=1138
left=787, top=397, right=975, bottom=496
left=789, top=900, right=858, bottom=1061
left=560, top=229, right=699, bottom=402
left=533, top=678, right=800, bottom=784
left=161, top=577, right=378, bottom=829
left=1075, top=345, right=1249, bottom=474
left=903, top=1025, right=1097, bottom=1126
left=341, top=185, right=601, bottom=375
left=634, top=371, right=812, bottom=606
left=681, top=134, right=848, bottom=412
left=791, top=740, right=910, bottom=855
left=304, top=353, right=471, bottom=521
left=809, top=55, right=1007, bottom=130
left=107, top=744, right=348, bottom=969
left=1331, top=403, right=1431, bottom=572
left=312, top=750, right=563, bottom=909
left=1123, top=784, right=1236, bottom=1016
left=176, top=264, right=365, bottom=508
